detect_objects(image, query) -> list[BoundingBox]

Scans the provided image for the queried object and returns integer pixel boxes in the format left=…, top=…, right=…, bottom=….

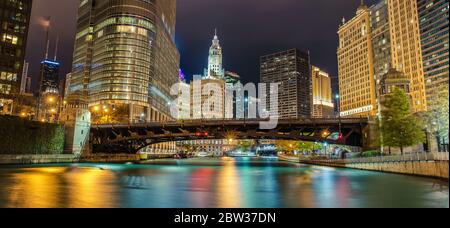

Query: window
left=2, top=34, right=18, bottom=44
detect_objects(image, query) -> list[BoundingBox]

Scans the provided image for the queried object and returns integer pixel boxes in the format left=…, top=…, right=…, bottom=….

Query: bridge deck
left=91, top=118, right=368, bottom=129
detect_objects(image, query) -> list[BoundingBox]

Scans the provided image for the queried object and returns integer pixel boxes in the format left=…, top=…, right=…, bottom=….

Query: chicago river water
left=0, top=158, right=448, bottom=208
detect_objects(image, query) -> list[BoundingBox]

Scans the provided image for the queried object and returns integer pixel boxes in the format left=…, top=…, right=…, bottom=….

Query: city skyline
left=24, top=0, right=378, bottom=89
left=0, top=0, right=448, bottom=210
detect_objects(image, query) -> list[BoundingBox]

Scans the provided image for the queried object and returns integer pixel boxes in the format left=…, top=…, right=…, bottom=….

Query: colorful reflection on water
left=0, top=158, right=448, bottom=208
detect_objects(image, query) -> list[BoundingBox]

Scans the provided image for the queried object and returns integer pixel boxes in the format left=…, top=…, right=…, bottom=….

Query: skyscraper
left=189, top=31, right=229, bottom=120
left=260, top=49, right=312, bottom=119
left=205, top=30, right=224, bottom=78
left=418, top=0, right=449, bottom=109
left=38, top=59, right=60, bottom=95
left=338, top=2, right=377, bottom=118
left=67, top=0, right=180, bottom=123
left=338, top=0, right=428, bottom=117
left=311, top=66, right=334, bottom=118
left=0, top=0, right=32, bottom=114
left=371, top=0, right=391, bottom=87
left=386, top=0, right=427, bottom=113
left=37, top=59, right=60, bottom=122
left=190, top=78, right=225, bottom=119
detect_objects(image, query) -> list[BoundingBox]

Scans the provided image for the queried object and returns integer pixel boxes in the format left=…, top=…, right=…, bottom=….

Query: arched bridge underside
left=89, top=118, right=369, bottom=154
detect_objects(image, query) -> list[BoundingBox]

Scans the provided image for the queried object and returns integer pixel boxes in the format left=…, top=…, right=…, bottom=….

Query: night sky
left=25, top=0, right=378, bottom=88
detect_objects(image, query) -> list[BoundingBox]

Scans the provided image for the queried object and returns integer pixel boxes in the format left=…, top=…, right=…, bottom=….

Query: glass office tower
left=0, top=0, right=32, bottom=114
left=68, top=0, right=180, bottom=123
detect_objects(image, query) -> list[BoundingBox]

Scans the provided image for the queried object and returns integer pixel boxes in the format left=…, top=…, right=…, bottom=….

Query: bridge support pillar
left=60, top=94, right=91, bottom=156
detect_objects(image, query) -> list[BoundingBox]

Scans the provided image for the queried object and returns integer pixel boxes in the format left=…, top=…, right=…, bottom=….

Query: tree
left=381, top=87, right=426, bottom=154
left=275, top=140, right=297, bottom=154
left=237, top=140, right=253, bottom=152
left=422, top=88, right=449, bottom=152
left=296, top=141, right=318, bottom=154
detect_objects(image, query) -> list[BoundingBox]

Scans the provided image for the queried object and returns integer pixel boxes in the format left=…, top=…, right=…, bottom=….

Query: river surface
left=0, top=158, right=448, bottom=208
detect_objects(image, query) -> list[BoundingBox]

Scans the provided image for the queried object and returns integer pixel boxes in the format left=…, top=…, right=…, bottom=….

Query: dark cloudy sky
left=25, top=0, right=378, bottom=88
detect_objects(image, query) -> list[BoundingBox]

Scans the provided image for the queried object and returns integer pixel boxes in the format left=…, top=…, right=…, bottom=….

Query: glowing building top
left=205, top=29, right=224, bottom=78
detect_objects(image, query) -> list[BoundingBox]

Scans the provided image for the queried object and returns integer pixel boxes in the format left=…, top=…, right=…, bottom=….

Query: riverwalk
left=279, top=153, right=449, bottom=179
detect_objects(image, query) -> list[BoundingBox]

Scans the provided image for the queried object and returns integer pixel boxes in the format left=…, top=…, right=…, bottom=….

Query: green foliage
left=361, top=150, right=381, bottom=157
left=296, top=141, right=322, bottom=153
left=0, top=116, right=65, bottom=155
left=275, top=140, right=296, bottom=154
left=237, top=140, right=253, bottom=152
left=422, top=88, right=449, bottom=143
left=381, top=87, right=426, bottom=154
left=276, top=140, right=323, bottom=154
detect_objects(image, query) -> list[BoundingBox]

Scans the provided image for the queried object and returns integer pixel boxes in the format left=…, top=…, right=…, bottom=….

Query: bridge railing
left=91, top=117, right=369, bottom=128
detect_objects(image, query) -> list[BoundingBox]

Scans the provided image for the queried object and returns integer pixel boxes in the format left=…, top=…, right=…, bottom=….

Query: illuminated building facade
left=224, top=71, right=245, bottom=119
left=205, top=30, right=224, bottom=78
left=337, top=2, right=377, bottom=117
left=37, top=59, right=60, bottom=122
left=379, top=68, right=411, bottom=99
left=0, top=0, right=32, bottom=115
left=260, top=49, right=312, bottom=119
left=339, top=0, right=428, bottom=117
left=38, top=60, right=60, bottom=95
left=371, top=0, right=428, bottom=113
left=387, top=0, right=427, bottom=113
left=188, top=31, right=229, bottom=120
left=190, top=78, right=225, bottom=119
left=311, top=66, right=334, bottom=118
left=418, top=0, right=449, bottom=109
left=371, top=1, right=391, bottom=90
left=67, top=0, right=180, bottom=123
left=177, top=139, right=235, bottom=157
left=175, top=77, right=190, bottom=120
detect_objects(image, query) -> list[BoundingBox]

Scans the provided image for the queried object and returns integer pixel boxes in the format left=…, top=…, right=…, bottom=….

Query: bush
left=361, top=150, right=381, bottom=157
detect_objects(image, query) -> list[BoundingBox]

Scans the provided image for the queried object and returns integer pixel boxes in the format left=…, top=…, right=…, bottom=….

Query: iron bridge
left=89, top=118, right=369, bottom=154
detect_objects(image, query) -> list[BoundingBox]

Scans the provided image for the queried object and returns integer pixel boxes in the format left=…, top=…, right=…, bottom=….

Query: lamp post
left=323, top=142, right=329, bottom=159
left=335, top=94, right=340, bottom=118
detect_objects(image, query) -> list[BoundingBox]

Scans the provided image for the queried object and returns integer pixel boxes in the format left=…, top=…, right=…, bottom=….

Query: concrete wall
left=303, top=160, right=449, bottom=179
left=279, top=155, right=449, bottom=179
left=81, top=154, right=140, bottom=163
left=0, top=154, right=79, bottom=165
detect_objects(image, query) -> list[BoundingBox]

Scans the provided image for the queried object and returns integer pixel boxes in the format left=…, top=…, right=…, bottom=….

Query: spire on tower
left=54, top=35, right=59, bottom=61
left=43, top=17, right=51, bottom=60
left=212, top=28, right=219, bottom=46
left=356, top=0, right=368, bottom=14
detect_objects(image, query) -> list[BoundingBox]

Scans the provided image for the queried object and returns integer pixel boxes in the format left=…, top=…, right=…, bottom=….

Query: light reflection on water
left=0, top=158, right=448, bottom=208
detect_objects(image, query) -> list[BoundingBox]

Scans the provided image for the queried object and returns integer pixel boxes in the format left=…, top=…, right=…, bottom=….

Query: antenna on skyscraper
left=54, top=35, right=59, bottom=61
left=43, top=16, right=51, bottom=60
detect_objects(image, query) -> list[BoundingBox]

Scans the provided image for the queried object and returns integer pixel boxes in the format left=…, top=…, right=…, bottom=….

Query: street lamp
left=323, top=142, right=329, bottom=158
left=335, top=94, right=340, bottom=117
left=47, top=97, right=55, bottom=103
left=322, top=130, right=330, bottom=138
